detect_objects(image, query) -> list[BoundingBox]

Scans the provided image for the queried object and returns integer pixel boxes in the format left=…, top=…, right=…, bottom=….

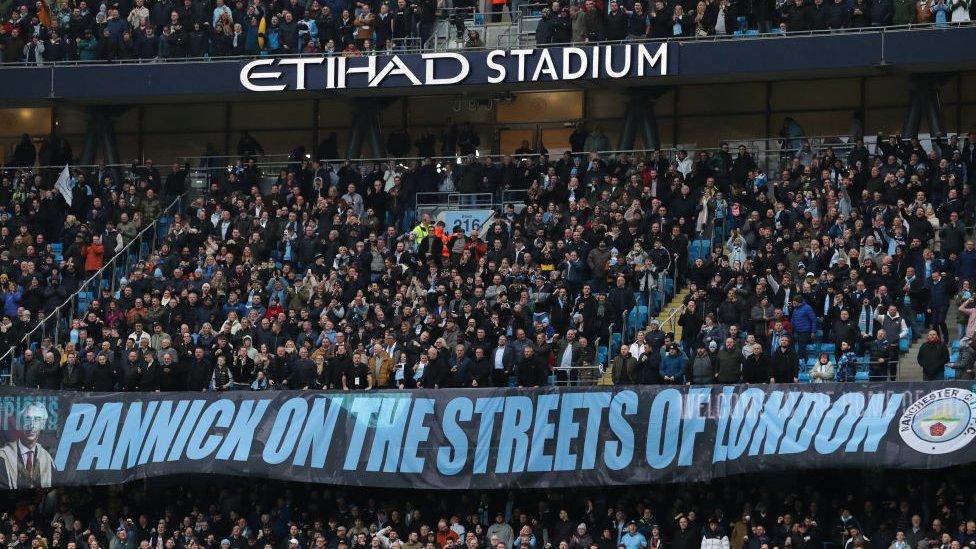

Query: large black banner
left=1, top=383, right=973, bottom=490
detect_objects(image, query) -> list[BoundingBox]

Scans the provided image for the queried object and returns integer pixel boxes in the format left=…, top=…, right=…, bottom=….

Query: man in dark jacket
left=917, top=330, right=949, bottom=381
left=826, top=0, right=851, bottom=26
left=926, top=270, right=954, bottom=342
left=671, top=517, right=697, bottom=549
left=39, top=351, right=62, bottom=390
left=186, top=347, right=214, bottom=391
left=808, top=0, right=830, bottom=28
left=87, top=353, right=118, bottom=391
left=535, top=9, right=555, bottom=44
left=743, top=344, right=771, bottom=383
left=832, top=310, right=861, bottom=356
left=771, top=336, right=799, bottom=383
left=716, top=338, right=742, bottom=383
left=604, top=1, right=629, bottom=40
left=515, top=346, right=547, bottom=388
left=784, top=0, right=811, bottom=30
left=490, top=335, right=516, bottom=387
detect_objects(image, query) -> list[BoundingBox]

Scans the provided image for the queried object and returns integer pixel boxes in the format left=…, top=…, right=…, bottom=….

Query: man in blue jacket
left=790, top=295, right=817, bottom=363
left=660, top=344, right=687, bottom=384
left=957, top=240, right=976, bottom=283
left=926, top=270, right=955, bottom=343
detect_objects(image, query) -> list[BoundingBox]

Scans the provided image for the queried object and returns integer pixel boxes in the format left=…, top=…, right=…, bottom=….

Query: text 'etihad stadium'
left=239, top=43, right=669, bottom=91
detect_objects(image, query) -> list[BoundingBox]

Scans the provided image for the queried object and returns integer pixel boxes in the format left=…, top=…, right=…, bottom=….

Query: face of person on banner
left=19, top=402, right=48, bottom=448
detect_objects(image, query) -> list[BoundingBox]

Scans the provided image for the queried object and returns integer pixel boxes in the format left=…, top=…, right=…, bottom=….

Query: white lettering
left=510, top=49, right=533, bottom=81
left=369, top=55, right=422, bottom=87
left=240, top=59, right=285, bottom=92
left=531, top=48, right=558, bottom=81
left=278, top=57, right=324, bottom=90
left=486, top=50, right=507, bottom=83
left=423, top=52, right=471, bottom=85
left=604, top=44, right=631, bottom=78
left=562, top=47, right=587, bottom=79
left=637, top=42, right=668, bottom=76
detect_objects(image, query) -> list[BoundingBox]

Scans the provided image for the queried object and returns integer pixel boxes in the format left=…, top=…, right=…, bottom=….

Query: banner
left=2, top=383, right=974, bottom=490
left=438, top=209, right=494, bottom=235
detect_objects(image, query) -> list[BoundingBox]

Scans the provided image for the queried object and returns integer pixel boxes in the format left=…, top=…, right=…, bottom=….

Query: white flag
left=55, top=165, right=72, bottom=206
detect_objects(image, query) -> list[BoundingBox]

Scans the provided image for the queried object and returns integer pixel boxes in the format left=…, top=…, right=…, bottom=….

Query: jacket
left=82, top=242, right=105, bottom=272
left=701, top=535, right=731, bottom=549
left=369, top=356, right=394, bottom=388
left=926, top=277, right=954, bottom=310
left=612, top=354, right=638, bottom=385
left=0, top=442, right=53, bottom=489
left=742, top=353, right=770, bottom=383
left=690, top=353, right=715, bottom=384
left=660, top=352, right=687, bottom=381
left=791, top=301, right=817, bottom=333
left=715, top=346, right=742, bottom=383
left=917, top=340, right=949, bottom=377
left=810, top=360, right=835, bottom=382
left=770, top=346, right=799, bottom=383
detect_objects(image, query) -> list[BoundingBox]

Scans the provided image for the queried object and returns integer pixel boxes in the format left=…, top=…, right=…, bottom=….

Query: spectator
left=917, top=329, right=949, bottom=381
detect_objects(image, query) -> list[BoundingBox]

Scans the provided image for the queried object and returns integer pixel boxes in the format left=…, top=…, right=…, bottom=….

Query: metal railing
left=0, top=22, right=971, bottom=67
left=721, top=132, right=966, bottom=175
left=0, top=192, right=189, bottom=384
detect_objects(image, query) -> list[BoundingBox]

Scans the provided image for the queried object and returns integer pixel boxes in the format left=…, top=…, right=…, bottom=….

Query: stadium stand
left=1, top=468, right=975, bottom=549
left=0, top=124, right=973, bottom=390
left=0, top=0, right=971, bottom=63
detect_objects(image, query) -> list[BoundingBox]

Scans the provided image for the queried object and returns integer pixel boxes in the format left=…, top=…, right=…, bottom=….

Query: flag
left=37, top=0, right=52, bottom=28
left=257, top=16, right=267, bottom=49
left=55, top=165, right=72, bottom=206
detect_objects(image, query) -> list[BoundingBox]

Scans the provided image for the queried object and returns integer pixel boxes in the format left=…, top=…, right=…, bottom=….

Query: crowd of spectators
left=0, top=0, right=973, bottom=64
left=533, top=0, right=972, bottom=44
left=2, top=121, right=975, bottom=392
left=0, top=133, right=188, bottom=372
left=3, top=469, right=976, bottom=549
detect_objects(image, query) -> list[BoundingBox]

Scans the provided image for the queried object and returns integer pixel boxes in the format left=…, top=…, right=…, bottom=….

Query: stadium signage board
left=0, top=383, right=969, bottom=490
left=239, top=43, right=670, bottom=92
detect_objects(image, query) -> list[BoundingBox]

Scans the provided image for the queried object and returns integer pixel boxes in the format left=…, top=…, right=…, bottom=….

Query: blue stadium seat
left=628, top=306, right=649, bottom=336
left=610, top=333, right=622, bottom=351
left=596, top=346, right=608, bottom=366
left=51, top=243, right=63, bottom=262
left=798, top=372, right=810, bottom=382
left=899, top=338, right=910, bottom=353
left=688, top=240, right=712, bottom=263
left=855, top=370, right=870, bottom=381
left=945, top=366, right=956, bottom=380
left=820, top=343, right=835, bottom=354
left=76, top=291, right=94, bottom=314
left=661, top=277, right=674, bottom=296
left=952, top=340, right=961, bottom=351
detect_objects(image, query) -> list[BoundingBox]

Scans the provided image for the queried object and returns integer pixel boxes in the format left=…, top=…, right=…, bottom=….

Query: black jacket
left=604, top=9, right=629, bottom=40
left=186, top=358, right=213, bottom=391
left=743, top=353, right=771, bottom=383
left=918, top=341, right=949, bottom=377
left=770, top=346, right=799, bottom=383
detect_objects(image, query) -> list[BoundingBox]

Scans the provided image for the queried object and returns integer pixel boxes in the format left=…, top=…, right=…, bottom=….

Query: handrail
left=0, top=22, right=970, bottom=68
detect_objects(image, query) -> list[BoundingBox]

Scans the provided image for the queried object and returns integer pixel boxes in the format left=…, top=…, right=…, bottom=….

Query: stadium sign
left=0, top=383, right=968, bottom=490
left=239, top=43, right=670, bottom=92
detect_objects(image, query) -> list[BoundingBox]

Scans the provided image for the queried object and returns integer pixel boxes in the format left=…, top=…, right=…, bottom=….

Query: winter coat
left=810, top=360, right=835, bottom=382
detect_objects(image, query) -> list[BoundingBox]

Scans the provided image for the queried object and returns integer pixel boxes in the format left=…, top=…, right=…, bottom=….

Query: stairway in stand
left=898, top=305, right=960, bottom=381
left=655, top=288, right=691, bottom=339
